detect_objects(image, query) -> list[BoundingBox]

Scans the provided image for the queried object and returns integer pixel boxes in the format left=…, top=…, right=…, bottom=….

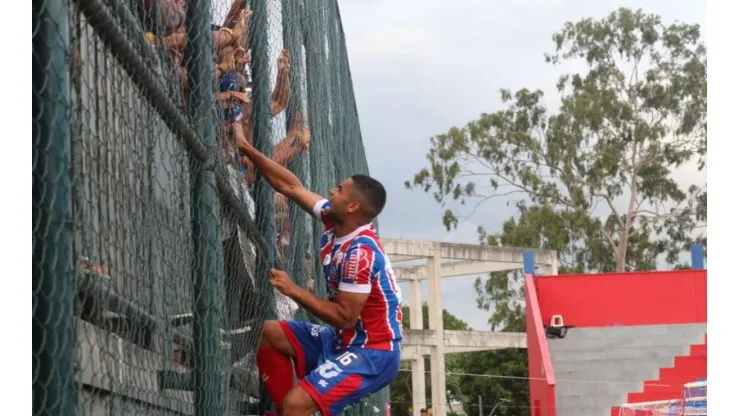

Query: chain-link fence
left=32, top=0, right=387, bottom=414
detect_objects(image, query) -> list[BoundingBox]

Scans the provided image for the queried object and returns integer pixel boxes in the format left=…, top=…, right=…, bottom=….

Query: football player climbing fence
left=32, top=0, right=384, bottom=414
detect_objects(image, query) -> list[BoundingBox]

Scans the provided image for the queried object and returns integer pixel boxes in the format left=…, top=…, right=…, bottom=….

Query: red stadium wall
left=525, top=269, right=707, bottom=415
left=524, top=274, right=556, bottom=416
left=534, top=270, right=706, bottom=327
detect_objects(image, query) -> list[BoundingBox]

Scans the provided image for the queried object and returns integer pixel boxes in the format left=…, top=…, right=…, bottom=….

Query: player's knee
left=260, top=320, right=282, bottom=348
left=282, top=386, right=317, bottom=416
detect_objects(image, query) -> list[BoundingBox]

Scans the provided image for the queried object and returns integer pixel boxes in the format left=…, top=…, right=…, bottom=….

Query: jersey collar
left=334, top=223, right=374, bottom=245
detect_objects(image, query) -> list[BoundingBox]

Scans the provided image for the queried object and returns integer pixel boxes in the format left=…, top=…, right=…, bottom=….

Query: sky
left=337, top=0, right=707, bottom=330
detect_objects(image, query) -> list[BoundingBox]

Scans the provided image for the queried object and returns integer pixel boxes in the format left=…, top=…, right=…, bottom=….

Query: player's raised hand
left=288, top=113, right=311, bottom=152
left=277, top=49, right=291, bottom=71
left=230, top=91, right=251, bottom=104
left=269, top=268, right=297, bottom=297
left=231, top=10, right=253, bottom=42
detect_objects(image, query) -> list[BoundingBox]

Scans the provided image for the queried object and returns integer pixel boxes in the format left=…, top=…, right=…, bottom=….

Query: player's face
left=326, top=178, right=361, bottom=221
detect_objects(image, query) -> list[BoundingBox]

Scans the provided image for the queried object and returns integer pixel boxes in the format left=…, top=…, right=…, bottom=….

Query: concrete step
left=556, top=378, right=642, bottom=397
left=552, top=324, right=706, bottom=340
left=643, top=383, right=684, bottom=395
left=551, top=345, right=689, bottom=362
left=555, top=368, right=661, bottom=383
left=553, top=356, right=674, bottom=373
left=690, top=344, right=707, bottom=356
left=628, top=390, right=683, bottom=403
left=548, top=333, right=705, bottom=350
left=558, top=406, right=613, bottom=416
left=557, top=393, right=625, bottom=412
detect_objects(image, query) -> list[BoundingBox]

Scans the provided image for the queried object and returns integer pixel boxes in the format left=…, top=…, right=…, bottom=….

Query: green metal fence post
left=249, top=0, right=276, bottom=274
left=304, top=0, right=332, bottom=303
left=249, top=0, right=277, bottom=412
left=185, top=0, right=223, bottom=413
left=282, top=0, right=309, bottom=320
left=32, top=0, right=75, bottom=414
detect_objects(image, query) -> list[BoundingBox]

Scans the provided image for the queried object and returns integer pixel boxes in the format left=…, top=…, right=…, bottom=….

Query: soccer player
left=237, top=126, right=403, bottom=416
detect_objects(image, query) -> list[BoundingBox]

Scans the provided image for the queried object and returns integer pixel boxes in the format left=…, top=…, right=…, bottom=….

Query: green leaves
left=391, top=304, right=471, bottom=414
left=401, top=9, right=706, bottom=412
left=407, top=7, right=706, bottom=272
left=391, top=305, right=528, bottom=415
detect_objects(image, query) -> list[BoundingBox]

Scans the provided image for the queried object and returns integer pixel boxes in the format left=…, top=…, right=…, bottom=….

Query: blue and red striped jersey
left=312, top=199, right=404, bottom=351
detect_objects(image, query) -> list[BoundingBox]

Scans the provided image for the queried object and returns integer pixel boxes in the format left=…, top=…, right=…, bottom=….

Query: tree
left=391, top=305, right=530, bottom=416
left=473, top=203, right=586, bottom=334
left=391, top=304, right=470, bottom=416
left=406, top=8, right=707, bottom=272
left=456, top=349, right=529, bottom=416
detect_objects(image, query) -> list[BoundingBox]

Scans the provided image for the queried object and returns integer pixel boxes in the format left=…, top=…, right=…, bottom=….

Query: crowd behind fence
left=32, top=0, right=385, bottom=414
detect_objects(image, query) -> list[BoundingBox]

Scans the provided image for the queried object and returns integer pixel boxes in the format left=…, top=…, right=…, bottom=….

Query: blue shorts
left=279, top=320, right=401, bottom=416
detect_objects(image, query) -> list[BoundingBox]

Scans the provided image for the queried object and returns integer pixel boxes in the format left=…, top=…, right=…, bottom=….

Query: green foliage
left=391, top=304, right=528, bottom=415
left=391, top=304, right=470, bottom=415
left=457, top=349, right=529, bottom=416
left=402, top=11, right=708, bottom=412
left=406, top=8, right=707, bottom=273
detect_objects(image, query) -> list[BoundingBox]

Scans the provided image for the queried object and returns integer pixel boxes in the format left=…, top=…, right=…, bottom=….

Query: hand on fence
left=271, top=49, right=292, bottom=116
left=231, top=10, right=253, bottom=47
left=223, top=0, right=247, bottom=28
left=269, top=268, right=298, bottom=297
left=230, top=91, right=251, bottom=104
left=234, top=47, right=250, bottom=66
left=277, top=49, right=291, bottom=71
left=288, top=113, right=311, bottom=152
left=217, top=48, right=239, bottom=75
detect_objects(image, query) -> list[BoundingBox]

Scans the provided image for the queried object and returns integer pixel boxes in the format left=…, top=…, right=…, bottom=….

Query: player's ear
left=347, top=200, right=361, bottom=214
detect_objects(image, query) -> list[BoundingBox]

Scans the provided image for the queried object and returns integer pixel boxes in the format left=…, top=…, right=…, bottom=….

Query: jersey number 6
left=337, top=351, right=358, bottom=366
left=318, top=352, right=358, bottom=379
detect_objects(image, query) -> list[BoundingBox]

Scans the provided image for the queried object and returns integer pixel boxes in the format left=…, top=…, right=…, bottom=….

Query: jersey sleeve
left=312, top=199, right=333, bottom=230
left=338, top=245, right=375, bottom=294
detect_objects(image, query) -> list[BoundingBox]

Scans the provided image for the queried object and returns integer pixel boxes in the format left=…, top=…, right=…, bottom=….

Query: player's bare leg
left=281, top=386, right=320, bottom=416
left=260, top=320, right=296, bottom=356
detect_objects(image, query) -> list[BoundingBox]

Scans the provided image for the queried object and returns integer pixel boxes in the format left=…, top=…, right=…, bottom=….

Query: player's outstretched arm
left=234, top=122, right=323, bottom=215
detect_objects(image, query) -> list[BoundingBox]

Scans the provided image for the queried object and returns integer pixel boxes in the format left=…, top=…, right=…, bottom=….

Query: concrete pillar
left=409, top=279, right=426, bottom=416
left=427, top=243, right=447, bottom=416
left=546, top=250, right=559, bottom=276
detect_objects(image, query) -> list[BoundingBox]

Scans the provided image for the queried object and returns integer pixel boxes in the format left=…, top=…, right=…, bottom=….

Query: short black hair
left=351, top=174, right=386, bottom=219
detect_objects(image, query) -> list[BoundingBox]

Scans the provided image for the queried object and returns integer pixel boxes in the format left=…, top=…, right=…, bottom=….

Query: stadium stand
left=523, top=247, right=707, bottom=416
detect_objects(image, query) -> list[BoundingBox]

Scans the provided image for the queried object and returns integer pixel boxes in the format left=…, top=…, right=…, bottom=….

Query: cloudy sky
left=337, top=0, right=707, bottom=330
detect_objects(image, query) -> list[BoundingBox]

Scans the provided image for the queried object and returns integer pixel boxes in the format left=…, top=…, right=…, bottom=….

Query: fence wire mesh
left=32, top=0, right=386, bottom=414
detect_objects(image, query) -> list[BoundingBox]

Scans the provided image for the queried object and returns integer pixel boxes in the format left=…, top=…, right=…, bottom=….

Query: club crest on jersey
left=323, top=254, right=332, bottom=266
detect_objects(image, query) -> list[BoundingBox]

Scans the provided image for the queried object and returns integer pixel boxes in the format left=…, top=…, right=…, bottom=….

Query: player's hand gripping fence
left=32, top=0, right=385, bottom=414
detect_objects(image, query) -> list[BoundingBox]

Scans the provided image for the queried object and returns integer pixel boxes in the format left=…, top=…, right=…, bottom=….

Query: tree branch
left=597, top=223, right=620, bottom=255
left=594, top=192, right=625, bottom=228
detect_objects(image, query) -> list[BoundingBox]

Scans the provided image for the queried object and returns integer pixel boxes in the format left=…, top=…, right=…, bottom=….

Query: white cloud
left=353, top=26, right=443, bottom=62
